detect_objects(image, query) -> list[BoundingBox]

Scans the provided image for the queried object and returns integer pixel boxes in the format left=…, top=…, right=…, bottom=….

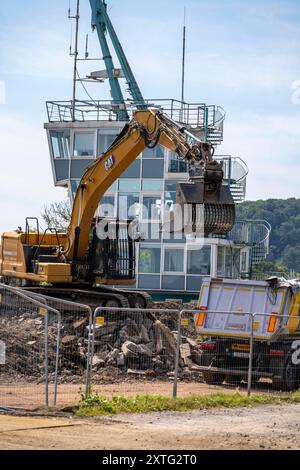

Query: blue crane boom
left=89, top=0, right=146, bottom=119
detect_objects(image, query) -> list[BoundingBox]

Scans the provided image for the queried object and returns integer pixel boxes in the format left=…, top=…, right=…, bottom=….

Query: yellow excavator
left=0, top=109, right=235, bottom=308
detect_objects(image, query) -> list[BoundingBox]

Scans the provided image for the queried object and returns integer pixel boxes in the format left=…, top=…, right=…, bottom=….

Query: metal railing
left=46, top=99, right=225, bottom=142
left=227, top=219, right=271, bottom=266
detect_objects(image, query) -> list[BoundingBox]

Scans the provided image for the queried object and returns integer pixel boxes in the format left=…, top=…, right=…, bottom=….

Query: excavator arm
left=66, top=108, right=235, bottom=262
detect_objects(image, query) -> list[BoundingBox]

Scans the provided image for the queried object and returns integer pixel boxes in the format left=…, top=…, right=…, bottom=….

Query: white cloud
left=0, top=114, right=65, bottom=233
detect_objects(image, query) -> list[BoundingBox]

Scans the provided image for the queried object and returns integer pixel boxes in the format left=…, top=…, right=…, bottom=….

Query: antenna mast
left=181, top=6, right=186, bottom=103
left=69, top=0, right=80, bottom=121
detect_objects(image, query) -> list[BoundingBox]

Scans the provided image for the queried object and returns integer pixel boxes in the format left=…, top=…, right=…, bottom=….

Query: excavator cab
left=86, top=219, right=137, bottom=284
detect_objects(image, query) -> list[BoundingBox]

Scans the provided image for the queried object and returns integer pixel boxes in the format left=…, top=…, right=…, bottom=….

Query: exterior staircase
left=230, top=219, right=272, bottom=268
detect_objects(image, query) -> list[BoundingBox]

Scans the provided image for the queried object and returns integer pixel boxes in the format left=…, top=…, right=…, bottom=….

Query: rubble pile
left=91, top=308, right=203, bottom=383
left=0, top=302, right=204, bottom=384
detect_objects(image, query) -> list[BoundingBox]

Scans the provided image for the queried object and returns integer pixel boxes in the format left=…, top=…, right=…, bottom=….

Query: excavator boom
left=0, top=108, right=235, bottom=294
left=67, top=108, right=235, bottom=261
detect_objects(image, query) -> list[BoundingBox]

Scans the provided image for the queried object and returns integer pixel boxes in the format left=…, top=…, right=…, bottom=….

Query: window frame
left=165, top=150, right=189, bottom=177
left=138, top=244, right=162, bottom=275
left=141, top=193, right=162, bottom=222
left=50, top=130, right=71, bottom=160
left=73, top=131, right=96, bottom=159
left=163, top=245, right=185, bottom=275
left=186, top=245, right=212, bottom=276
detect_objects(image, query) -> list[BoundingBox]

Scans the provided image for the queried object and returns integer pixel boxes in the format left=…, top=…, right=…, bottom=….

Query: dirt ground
left=0, top=404, right=299, bottom=450
left=0, top=380, right=274, bottom=408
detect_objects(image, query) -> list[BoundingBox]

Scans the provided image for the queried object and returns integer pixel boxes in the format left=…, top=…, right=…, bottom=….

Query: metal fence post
left=247, top=313, right=255, bottom=397
left=44, top=310, right=49, bottom=407
left=173, top=310, right=182, bottom=398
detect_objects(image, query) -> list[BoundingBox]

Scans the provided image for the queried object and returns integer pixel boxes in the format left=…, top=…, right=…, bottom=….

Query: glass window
left=217, top=246, right=225, bottom=277
left=74, top=133, right=94, bottom=157
left=164, top=191, right=176, bottom=212
left=98, top=131, right=119, bottom=155
left=165, top=181, right=177, bottom=192
left=164, top=248, right=184, bottom=273
left=142, top=196, right=161, bottom=221
left=168, top=152, right=188, bottom=173
left=187, top=246, right=211, bottom=275
left=142, top=180, right=164, bottom=192
left=143, top=145, right=164, bottom=158
left=99, top=195, right=115, bottom=217
left=118, top=193, right=140, bottom=219
left=139, top=245, right=161, bottom=274
left=225, top=247, right=233, bottom=278
left=241, top=249, right=248, bottom=272
left=50, top=130, right=70, bottom=159
left=119, top=179, right=140, bottom=192
left=232, top=248, right=241, bottom=278
left=70, top=180, right=79, bottom=200
left=107, top=181, right=118, bottom=192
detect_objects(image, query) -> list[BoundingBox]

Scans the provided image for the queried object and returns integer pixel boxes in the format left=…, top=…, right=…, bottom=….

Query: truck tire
left=202, top=370, right=224, bottom=385
left=226, top=375, right=243, bottom=385
left=201, top=352, right=224, bottom=385
left=273, top=356, right=300, bottom=392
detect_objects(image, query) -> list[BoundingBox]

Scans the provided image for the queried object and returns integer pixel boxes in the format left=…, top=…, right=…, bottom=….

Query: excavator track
left=90, top=286, right=151, bottom=309
left=23, top=286, right=130, bottom=310
left=2, top=278, right=150, bottom=310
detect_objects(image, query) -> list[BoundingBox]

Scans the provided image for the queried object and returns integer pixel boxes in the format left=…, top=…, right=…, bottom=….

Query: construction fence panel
left=184, top=309, right=300, bottom=396
left=249, top=313, right=300, bottom=394
left=0, top=284, right=61, bottom=409
left=88, top=307, right=182, bottom=398
left=181, top=309, right=254, bottom=394
left=19, top=290, right=93, bottom=405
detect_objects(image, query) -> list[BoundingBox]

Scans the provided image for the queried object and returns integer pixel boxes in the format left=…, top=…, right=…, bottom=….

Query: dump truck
left=194, top=277, right=300, bottom=391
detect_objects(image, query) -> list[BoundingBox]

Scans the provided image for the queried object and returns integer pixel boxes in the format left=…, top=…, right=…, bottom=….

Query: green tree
left=237, top=198, right=300, bottom=272
left=42, top=200, right=71, bottom=232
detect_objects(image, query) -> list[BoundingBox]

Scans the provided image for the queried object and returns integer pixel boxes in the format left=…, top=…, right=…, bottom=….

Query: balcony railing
left=229, top=219, right=271, bottom=265
left=46, top=99, right=226, bottom=145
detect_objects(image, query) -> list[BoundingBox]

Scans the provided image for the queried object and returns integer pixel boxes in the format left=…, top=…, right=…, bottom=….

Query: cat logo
left=104, top=155, right=116, bottom=172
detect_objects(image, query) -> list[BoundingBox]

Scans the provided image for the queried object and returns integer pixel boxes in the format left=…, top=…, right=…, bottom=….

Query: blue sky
left=0, top=0, right=300, bottom=231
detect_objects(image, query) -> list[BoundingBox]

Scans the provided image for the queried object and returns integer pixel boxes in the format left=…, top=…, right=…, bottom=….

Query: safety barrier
left=187, top=309, right=300, bottom=396
left=0, top=284, right=61, bottom=408
left=1, top=287, right=299, bottom=409
left=12, top=289, right=93, bottom=405
left=88, top=307, right=182, bottom=398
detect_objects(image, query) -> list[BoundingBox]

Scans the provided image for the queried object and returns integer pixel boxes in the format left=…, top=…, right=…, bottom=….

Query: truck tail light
left=267, top=312, right=278, bottom=333
left=270, top=349, right=284, bottom=357
left=196, top=312, right=206, bottom=327
left=200, top=342, right=216, bottom=351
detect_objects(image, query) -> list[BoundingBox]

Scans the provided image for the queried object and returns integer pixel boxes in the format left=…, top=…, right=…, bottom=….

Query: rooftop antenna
left=69, top=0, right=80, bottom=121
left=181, top=6, right=187, bottom=104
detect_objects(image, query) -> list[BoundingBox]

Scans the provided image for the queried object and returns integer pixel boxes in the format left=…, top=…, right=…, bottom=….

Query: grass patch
left=75, top=392, right=300, bottom=416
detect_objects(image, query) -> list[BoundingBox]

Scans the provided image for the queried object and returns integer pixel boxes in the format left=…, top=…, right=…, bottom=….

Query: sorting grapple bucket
left=176, top=161, right=236, bottom=236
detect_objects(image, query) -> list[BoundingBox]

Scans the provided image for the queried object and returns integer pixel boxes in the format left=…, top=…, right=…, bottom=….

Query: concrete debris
left=0, top=301, right=204, bottom=384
